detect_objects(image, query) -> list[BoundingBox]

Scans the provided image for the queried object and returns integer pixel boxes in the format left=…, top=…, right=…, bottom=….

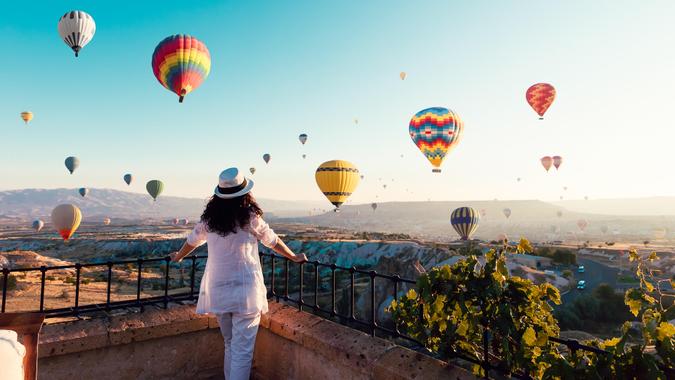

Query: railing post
left=2, top=268, right=9, bottom=313
left=106, top=262, right=113, bottom=310
left=314, top=262, right=319, bottom=311
left=163, top=257, right=170, bottom=309
left=39, top=267, right=46, bottom=312
left=298, top=262, right=304, bottom=311
left=369, top=271, right=377, bottom=337
left=393, top=275, right=401, bottom=336
left=74, top=263, right=82, bottom=314
left=189, top=256, right=196, bottom=300
left=136, top=258, right=143, bottom=309
left=482, top=325, right=490, bottom=379
left=271, top=256, right=277, bottom=301
left=284, top=259, right=290, bottom=300
left=349, top=267, right=356, bottom=321
left=330, top=264, right=337, bottom=317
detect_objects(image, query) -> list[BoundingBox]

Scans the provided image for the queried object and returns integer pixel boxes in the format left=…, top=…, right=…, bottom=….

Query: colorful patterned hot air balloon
left=541, top=156, right=553, bottom=172
left=577, top=219, right=588, bottom=231
left=526, top=83, right=556, bottom=119
left=263, top=154, right=271, bottom=164
left=249, top=167, right=256, bottom=175
left=20, top=112, right=33, bottom=124
left=451, top=207, right=480, bottom=240
left=51, top=204, right=82, bottom=241
left=151, top=35, right=211, bottom=103
left=103, top=218, right=111, bottom=225
left=409, top=107, right=463, bottom=173
left=553, top=155, right=563, bottom=170
left=399, top=72, right=406, bottom=80
left=123, top=174, right=133, bottom=185
left=315, top=160, right=360, bottom=211
left=78, top=188, right=88, bottom=197
left=146, top=180, right=164, bottom=201
left=57, top=11, right=96, bottom=57
left=65, top=156, right=79, bottom=174
left=299, top=134, right=308, bottom=145
left=32, top=219, right=44, bottom=232
left=503, top=208, right=512, bottom=218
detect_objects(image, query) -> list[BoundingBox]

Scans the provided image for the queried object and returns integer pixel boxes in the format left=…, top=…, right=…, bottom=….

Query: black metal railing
left=1, top=250, right=612, bottom=379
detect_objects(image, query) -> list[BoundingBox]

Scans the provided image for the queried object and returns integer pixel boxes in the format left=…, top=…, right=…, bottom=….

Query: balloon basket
left=432, top=168, right=441, bottom=173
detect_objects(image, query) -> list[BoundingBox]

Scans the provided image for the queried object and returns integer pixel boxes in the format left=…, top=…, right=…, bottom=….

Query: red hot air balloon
left=541, top=156, right=553, bottom=172
left=151, top=35, right=211, bottom=103
left=553, top=155, right=563, bottom=170
left=526, top=83, right=556, bottom=119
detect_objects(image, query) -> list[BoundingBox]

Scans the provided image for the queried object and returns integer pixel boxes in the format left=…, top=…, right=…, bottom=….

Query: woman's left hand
left=170, top=252, right=183, bottom=263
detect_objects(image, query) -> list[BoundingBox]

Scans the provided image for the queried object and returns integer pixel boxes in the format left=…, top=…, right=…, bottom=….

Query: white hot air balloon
left=57, top=10, right=96, bottom=57
left=32, top=219, right=45, bottom=232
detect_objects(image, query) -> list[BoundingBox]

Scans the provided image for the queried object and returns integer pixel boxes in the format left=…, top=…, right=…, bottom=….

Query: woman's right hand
left=291, top=253, right=308, bottom=263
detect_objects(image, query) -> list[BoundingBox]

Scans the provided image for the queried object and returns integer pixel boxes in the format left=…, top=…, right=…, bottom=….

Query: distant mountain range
left=0, top=188, right=324, bottom=221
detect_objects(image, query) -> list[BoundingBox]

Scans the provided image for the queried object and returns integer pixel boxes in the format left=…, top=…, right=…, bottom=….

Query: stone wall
left=36, top=302, right=474, bottom=380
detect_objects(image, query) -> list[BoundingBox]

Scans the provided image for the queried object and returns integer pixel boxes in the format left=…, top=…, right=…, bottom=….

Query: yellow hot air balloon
left=51, top=204, right=82, bottom=241
left=315, top=160, right=360, bottom=211
left=20, top=111, right=33, bottom=124
left=399, top=72, right=407, bottom=80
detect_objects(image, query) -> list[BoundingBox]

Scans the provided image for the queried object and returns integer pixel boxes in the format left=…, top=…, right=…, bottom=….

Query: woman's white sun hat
left=214, top=168, right=255, bottom=199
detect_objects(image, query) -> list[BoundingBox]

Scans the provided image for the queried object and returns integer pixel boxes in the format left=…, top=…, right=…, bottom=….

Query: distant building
left=508, top=253, right=552, bottom=269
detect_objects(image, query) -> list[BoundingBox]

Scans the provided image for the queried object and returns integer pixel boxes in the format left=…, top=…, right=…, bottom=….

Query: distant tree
left=6, top=274, right=17, bottom=291
left=561, top=269, right=573, bottom=279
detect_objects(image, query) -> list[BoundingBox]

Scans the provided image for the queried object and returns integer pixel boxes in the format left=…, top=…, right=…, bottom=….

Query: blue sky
left=2, top=1, right=675, bottom=206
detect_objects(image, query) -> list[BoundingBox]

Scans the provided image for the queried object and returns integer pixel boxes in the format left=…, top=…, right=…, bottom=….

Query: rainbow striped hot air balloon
left=409, top=107, right=463, bottom=173
left=450, top=207, right=480, bottom=240
left=151, top=35, right=211, bottom=103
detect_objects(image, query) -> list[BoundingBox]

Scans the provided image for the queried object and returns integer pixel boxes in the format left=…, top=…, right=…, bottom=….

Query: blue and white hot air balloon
left=451, top=207, right=480, bottom=241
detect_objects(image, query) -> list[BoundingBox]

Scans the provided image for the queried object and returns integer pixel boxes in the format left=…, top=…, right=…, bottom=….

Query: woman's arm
left=271, top=238, right=307, bottom=263
left=170, top=242, right=197, bottom=262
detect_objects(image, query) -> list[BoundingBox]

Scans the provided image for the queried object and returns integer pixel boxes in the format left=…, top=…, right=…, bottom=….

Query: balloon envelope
left=526, top=83, right=556, bottom=118
left=249, top=167, right=256, bottom=175
left=123, top=174, right=133, bottom=185
left=21, top=112, right=33, bottom=124
left=553, top=155, right=563, bottom=170
left=577, top=219, right=588, bottom=231
left=103, top=218, right=111, bottom=225
left=78, top=188, right=88, bottom=197
left=399, top=72, right=406, bottom=80
left=451, top=207, right=480, bottom=240
left=32, top=220, right=44, bottom=232
left=540, top=156, right=553, bottom=172
left=409, top=107, right=463, bottom=173
left=263, top=154, right=271, bottom=164
left=503, top=208, right=512, bottom=218
left=57, top=11, right=96, bottom=57
left=315, top=160, right=360, bottom=210
left=146, top=180, right=164, bottom=201
left=371, top=203, right=377, bottom=211
left=299, top=134, right=308, bottom=145
left=65, top=156, right=79, bottom=174
left=151, top=35, right=211, bottom=102
left=51, top=204, right=82, bottom=241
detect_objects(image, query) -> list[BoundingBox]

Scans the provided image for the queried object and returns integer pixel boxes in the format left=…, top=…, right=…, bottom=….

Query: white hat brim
left=214, top=178, right=254, bottom=199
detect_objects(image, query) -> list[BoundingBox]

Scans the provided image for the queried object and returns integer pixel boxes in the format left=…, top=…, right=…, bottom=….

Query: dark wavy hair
left=201, top=193, right=263, bottom=237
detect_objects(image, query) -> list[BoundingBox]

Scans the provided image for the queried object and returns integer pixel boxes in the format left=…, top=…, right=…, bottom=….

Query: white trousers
left=216, top=312, right=261, bottom=380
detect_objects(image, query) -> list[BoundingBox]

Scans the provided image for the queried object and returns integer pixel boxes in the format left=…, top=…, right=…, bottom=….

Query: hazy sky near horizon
left=2, top=1, right=675, bottom=206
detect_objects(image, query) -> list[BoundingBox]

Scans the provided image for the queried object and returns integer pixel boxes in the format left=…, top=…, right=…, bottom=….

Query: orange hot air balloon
left=20, top=111, right=33, bottom=124
left=541, top=156, right=553, bottom=172
left=526, top=83, right=556, bottom=119
left=553, top=155, right=563, bottom=170
left=51, top=204, right=82, bottom=241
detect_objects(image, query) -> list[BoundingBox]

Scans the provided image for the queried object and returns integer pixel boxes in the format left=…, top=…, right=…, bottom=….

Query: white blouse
left=186, top=215, right=278, bottom=315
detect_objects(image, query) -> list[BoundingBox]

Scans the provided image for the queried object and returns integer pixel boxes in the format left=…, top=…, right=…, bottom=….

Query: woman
left=170, top=168, right=306, bottom=380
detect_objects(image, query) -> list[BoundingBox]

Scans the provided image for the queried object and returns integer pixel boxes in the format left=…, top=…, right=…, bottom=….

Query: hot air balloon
left=496, top=233, right=508, bottom=243
left=584, top=196, right=589, bottom=201
left=541, top=156, right=553, bottom=172
left=302, top=154, right=306, bottom=159
left=103, top=218, right=111, bottom=225
left=263, top=154, right=271, bottom=164
left=556, top=211, right=563, bottom=218
left=526, top=83, right=556, bottom=119
left=250, top=167, right=256, bottom=175
left=151, top=35, right=211, bottom=103
left=601, top=225, right=609, bottom=234
left=51, top=204, right=82, bottom=241
left=182, top=218, right=189, bottom=225
left=577, top=219, right=588, bottom=231
left=32, top=220, right=44, bottom=232
left=299, top=134, right=308, bottom=145
left=503, top=208, right=512, bottom=218
left=553, top=155, right=563, bottom=170
left=123, top=174, right=133, bottom=185
left=354, top=118, right=359, bottom=124
left=20, top=112, right=33, bottom=124
left=146, top=180, right=164, bottom=201
left=57, top=11, right=96, bottom=57
left=409, top=107, right=463, bottom=173
left=78, top=188, right=88, bottom=197
left=450, top=207, right=480, bottom=241
left=360, top=175, right=364, bottom=180
left=173, top=218, right=179, bottom=225
left=65, top=156, right=79, bottom=174
left=399, top=72, right=406, bottom=80
left=563, top=186, right=568, bottom=191
left=371, top=203, right=377, bottom=211
left=383, top=184, right=387, bottom=189
left=517, top=177, right=522, bottom=182
left=315, top=160, right=360, bottom=211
